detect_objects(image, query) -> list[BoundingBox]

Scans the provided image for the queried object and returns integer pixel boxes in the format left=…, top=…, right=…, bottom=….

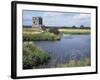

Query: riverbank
left=23, top=28, right=61, bottom=41
left=57, top=58, right=91, bottom=67
left=23, top=42, right=50, bottom=69
left=23, top=31, right=61, bottom=41
left=23, top=28, right=90, bottom=41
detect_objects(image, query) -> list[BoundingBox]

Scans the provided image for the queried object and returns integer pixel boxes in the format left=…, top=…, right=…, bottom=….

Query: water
left=33, top=35, right=91, bottom=68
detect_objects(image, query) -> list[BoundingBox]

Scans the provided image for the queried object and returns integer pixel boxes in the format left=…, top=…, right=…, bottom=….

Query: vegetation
left=57, top=58, right=91, bottom=67
left=41, top=25, right=46, bottom=31
left=72, top=25, right=76, bottom=29
left=23, top=27, right=90, bottom=41
left=23, top=42, right=50, bottom=69
left=59, top=29, right=90, bottom=35
left=45, top=26, right=90, bottom=29
left=80, top=25, right=85, bottom=29
left=23, top=28, right=61, bottom=41
left=23, top=32, right=61, bottom=41
left=23, top=27, right=91, bottom=68
left=23, top=28, right=42, bottom=33
left=23, top=25, right=90, bottom=29
left=48, top=28, right=60, bottom=35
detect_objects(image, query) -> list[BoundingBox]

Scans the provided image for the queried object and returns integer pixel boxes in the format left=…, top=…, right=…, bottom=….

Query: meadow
left=59, top=28, right=90, bottom=35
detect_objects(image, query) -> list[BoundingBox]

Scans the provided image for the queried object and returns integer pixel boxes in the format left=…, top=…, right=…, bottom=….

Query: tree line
left=44, top=25, right=90, bottom=29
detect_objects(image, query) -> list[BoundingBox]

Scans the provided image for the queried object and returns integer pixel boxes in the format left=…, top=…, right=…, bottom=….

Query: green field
left=59, top=29, right=90, bottom=35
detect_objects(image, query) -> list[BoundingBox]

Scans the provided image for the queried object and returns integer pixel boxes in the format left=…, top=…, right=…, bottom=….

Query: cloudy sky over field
left=23, top=10, right=91, bottom=27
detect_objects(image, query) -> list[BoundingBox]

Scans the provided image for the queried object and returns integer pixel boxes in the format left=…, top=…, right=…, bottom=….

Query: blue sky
left=22, top=10, right=91, bottom=27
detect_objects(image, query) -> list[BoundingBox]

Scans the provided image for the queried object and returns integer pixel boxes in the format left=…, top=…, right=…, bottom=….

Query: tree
left=72, top=25, right=76, bottom=29
left=48, top=28, right=60, bottom=35
left=80, top=25, right=84, bottom=29
left=41, top=25, right=46, bottom=31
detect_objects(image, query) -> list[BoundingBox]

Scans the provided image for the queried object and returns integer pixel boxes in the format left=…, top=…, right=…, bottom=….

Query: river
left=33, top=35, right=91, bottom=68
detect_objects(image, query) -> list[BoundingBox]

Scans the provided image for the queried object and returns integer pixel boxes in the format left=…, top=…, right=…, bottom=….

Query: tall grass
left=57, top=58, right=91, bottom=67
left=23, top=42, right=50, bottom=69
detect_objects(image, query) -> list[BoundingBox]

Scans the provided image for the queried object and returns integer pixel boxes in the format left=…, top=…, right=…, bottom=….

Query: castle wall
left=32, top=17, right=43, bottom=29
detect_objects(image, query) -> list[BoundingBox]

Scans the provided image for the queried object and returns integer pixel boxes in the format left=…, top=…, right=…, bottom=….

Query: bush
left=41, top=25, right=46, bottom=31
left=72, top=25, right=77, bottom=29
left=23, top=42, right=50, bottom=69
left=80, top=25, right=84, bottom=29
left=48, top=28, right=60, bottom=35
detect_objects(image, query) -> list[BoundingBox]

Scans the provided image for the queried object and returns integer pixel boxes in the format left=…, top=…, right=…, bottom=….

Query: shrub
left=41, top=25, right=46, bottom=31
left=23, top=42, right=50, bottom=69
left=80, top=25, right=84, bottom=29
left=72, top=25, right=77, bottom=29
left=48, top=28, right=60, bottom=35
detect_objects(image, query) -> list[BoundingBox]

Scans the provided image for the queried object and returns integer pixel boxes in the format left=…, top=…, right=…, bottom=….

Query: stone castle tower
left=32, top=17, right=43, bottom=29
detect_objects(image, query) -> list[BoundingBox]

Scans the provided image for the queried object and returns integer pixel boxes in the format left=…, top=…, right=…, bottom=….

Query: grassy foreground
left=57, top=58, right=91, bottom=67
left=23, top=42, right=50, bottom=69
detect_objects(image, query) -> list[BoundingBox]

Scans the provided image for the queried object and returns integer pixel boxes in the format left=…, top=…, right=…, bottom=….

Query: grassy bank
left=57, top=58, right=91, bottom=67
left=23, top=31, right=61, bottom=41
left=23, top=42, right=50, bottom=69
left=23, top=28, right=90, bottom=41
left=59, top=29, right=90, bottom=35
left=23, top=28, right=42, bottom=33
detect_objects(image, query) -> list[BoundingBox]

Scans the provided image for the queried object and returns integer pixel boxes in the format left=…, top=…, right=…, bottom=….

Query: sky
left=22, top=10, right=91, bottom=27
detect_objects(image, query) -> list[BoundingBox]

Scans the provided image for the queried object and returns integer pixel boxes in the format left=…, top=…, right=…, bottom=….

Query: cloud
left=42, top=11, right=65, bottom=17
left=73, top=14, right=91, bottom=20
left=66, top=13, right=91, bottom=27
left=22, top=10, right=91, bottom=27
